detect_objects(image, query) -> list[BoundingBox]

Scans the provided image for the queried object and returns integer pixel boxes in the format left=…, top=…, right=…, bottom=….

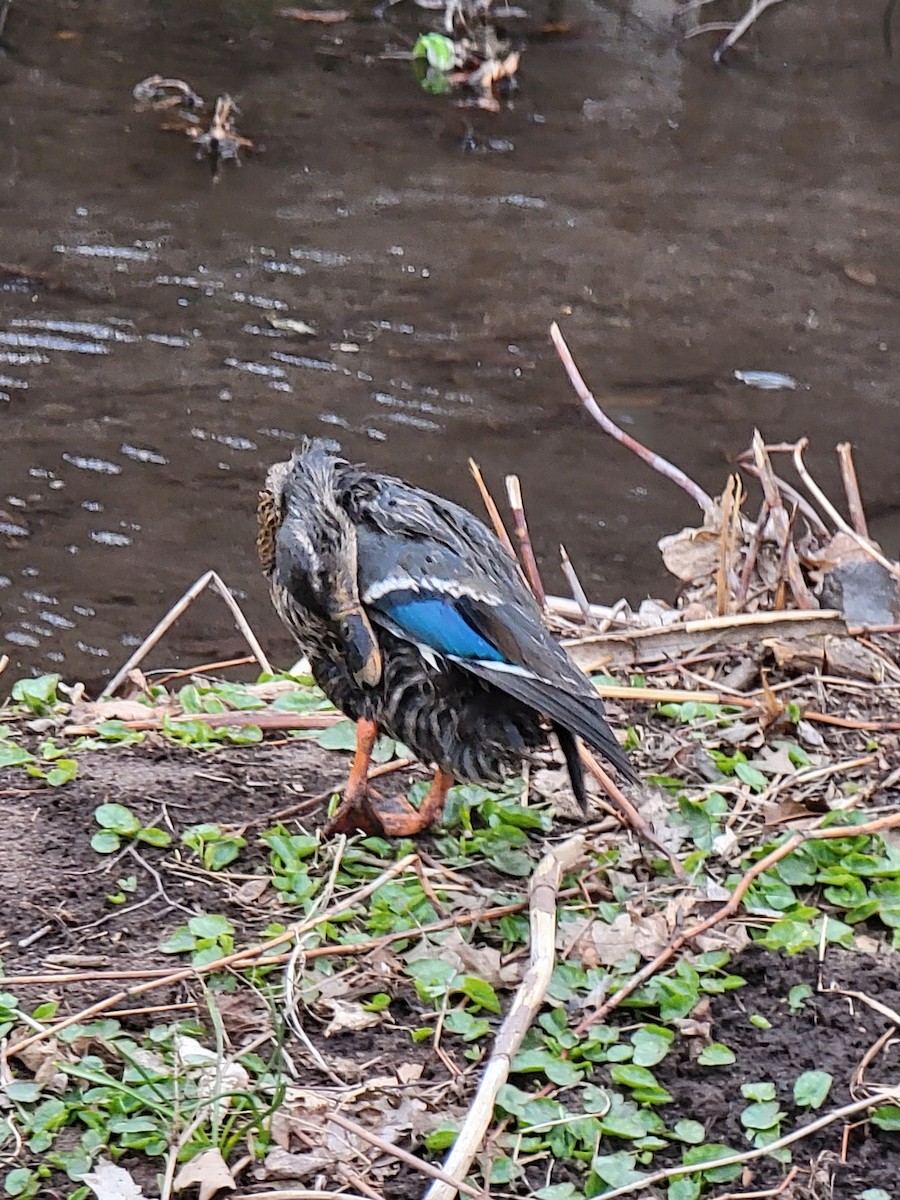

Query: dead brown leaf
left=322, top=999, right=381, bottom=1036
left=83, top=1160, right=145, bottom=1200
left=173, top=1148, right=235, bottom=1200
left=843, top=264, right=877, bottom=287
left=658, top=525, right=721, bottom=586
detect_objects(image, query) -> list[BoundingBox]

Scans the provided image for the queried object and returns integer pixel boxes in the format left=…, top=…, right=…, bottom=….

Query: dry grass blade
left=424, top=835, right=586, bottom=1200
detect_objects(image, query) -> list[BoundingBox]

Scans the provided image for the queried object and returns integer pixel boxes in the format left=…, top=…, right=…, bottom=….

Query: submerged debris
left=412, top=23, right=521, bottom=109
left=132, top=74, right=204, bottom=112
left=132, top=76, right=255, bottom=177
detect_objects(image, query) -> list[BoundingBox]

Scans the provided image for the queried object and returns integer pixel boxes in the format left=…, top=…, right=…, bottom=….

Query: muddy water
left=1, top=0, right=898, bottom=686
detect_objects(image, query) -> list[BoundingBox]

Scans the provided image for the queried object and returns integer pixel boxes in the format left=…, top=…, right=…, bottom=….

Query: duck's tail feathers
left=457, top=659, right=640, bottom=788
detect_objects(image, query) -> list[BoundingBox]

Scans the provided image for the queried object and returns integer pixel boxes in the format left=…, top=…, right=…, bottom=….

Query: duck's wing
left=346, top=476, right=637, bottom=785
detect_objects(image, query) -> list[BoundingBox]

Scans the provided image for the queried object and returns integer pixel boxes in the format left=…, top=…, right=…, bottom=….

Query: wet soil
left=1, top=0, right=899, bottom=688
left=3, top=743, right=900, bottom=1194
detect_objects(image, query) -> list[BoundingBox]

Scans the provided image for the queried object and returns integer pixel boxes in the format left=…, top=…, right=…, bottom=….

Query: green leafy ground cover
left=1, top=670, right=899, bottom=1199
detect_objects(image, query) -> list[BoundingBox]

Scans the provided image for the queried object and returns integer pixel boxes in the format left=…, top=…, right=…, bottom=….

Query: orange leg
left=372, top=767, right=454, bottom=838
left=324, top=717, right=384, bottom=836
left=324, top=729, right=454, bottom=839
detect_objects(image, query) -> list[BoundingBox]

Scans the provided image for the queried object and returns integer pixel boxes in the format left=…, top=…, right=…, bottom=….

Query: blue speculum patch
left=386, top=597, right=504, bottom=662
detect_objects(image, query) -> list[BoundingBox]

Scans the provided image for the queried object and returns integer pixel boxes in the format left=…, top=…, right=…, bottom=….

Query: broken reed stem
left=63, top=710, right=343, bottom=737
left=599, top=1091, right=899, bottom=1198
left=750, top=431, right=816, bottom=610
left=545, top=593, right=631, bottom=626
left=793, top=439, right=900, bottom=579
left=574, top=806, right=900, bottom=1038
left=550, top=322, right=717, bottom=518
left=558, top=545, right=594, bottom=624
left=6, top=854, right=419, bottom=1058
left=102, top=570, right=274, bottom=698
left=836, top=442, right=870, bottom=538
left=505, top=473, right=547, bottom=607
left=711, top=0, right=790, bottom=64
left=738, top=462, right=830, bottom=537
left=63, top=676, right=900, bottom=742
left=424, top=835, right=586, bottom=1200
left=468, top=459, right=517, bottom=561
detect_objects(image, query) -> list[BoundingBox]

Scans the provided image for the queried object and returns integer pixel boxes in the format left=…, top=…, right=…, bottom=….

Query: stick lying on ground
left=424, top=835, right=586, bottom=1200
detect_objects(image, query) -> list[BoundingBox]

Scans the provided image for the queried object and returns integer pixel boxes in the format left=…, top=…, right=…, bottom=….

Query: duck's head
left=258, top=441, right=382, bottom=687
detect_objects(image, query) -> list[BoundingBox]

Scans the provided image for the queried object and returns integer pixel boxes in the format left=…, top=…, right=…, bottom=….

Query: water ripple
left=62, top=454, right=121, bottom=475
left=0, top=331, right=109, bottom=355
left=121, top=444, right=169, bottom=465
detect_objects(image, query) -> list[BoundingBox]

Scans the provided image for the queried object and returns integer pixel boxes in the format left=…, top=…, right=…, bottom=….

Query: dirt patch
left=654, top=946, right=900, bottom=1196
left=3, top=741, right=430, bottom=980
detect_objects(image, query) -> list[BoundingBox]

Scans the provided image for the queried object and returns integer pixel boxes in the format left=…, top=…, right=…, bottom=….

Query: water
left=1, top=0, right=898, bottom=685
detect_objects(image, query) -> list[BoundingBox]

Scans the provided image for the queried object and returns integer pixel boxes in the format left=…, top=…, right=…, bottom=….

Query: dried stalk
left=751, top=432, right=816, bottom=609
left=505, top=474, right=546, bottom=607
left=558, top=545, right=594, bottom=624
left=793, top=438, right=900, bottom=579
left=102, top=570, right=273, bottom=698
left=327, top=1111, right=480, bottom=1199
left=424, top=835, right=585, bottom=1200
left=64, top=709, right=342, bottom=737
left=545, top=594, right=632, bottom=626
left=575, top=805, right=900, bottom=1038
left=733, top=498, right=768, bottom=608
left=836, top=442, right=870, bottom=538
left=468, top=459, right=517, bottom=560
left=580, top=747, right=685, bottom=876
left=550, top=322, right=717, bottom=518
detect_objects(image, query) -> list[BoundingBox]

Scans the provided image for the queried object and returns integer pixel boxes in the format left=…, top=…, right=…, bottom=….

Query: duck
left=257, top=439, right=638, bottom=836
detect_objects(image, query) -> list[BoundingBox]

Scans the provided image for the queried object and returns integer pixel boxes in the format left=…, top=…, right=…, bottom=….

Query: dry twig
left=550, top=322, right=716, bottom=517
left=600, top=1091, right=900, bottom=1197
left=575, top=805, right=900, bottom=1037
left=505, top=474, right=546, bottom=607
left=6, top=854, right=419, bottom=1058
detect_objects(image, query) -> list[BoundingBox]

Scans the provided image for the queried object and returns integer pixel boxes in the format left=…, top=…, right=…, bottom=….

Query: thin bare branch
left=550, top=322, right=716, bottom=517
